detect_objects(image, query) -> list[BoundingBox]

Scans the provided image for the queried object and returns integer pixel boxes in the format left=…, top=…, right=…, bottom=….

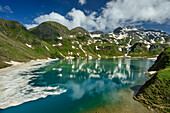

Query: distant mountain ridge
left=110, top=26, right=169, bottom=44
left=0, top=18, right=170, bottom=68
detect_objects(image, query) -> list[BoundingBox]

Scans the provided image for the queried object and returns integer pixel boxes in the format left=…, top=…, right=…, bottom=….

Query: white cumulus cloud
left=25, top=24, right=38, bottom=29
left=25, top=8, right=97, bottom=31
left=79, top=0, right=86, bottom=5
left=25, top=0, right=170, bottom=32
left=0, top=5, right=13, bottom=13
left=96, top=0, right=170, bottom=31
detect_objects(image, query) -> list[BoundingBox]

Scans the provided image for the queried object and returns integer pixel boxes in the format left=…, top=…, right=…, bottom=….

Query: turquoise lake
left=0, top=58, right=154, bottom=113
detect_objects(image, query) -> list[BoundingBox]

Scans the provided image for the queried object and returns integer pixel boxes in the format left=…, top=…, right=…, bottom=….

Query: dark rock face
left=113, top=27, right=122, bottom=34
left=90, top=30, right=104, bottom=35
left=149, top=47, right=170, bottom=71
left=149, top=45, right=164, bottom=51
left=130, top=43, right=146, bottom=52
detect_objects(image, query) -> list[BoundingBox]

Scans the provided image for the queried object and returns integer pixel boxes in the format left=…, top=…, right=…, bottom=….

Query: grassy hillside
left=29, top=21, right=123, bottom=58
left=129, top=43, right=169, bottom=57
left=0, top=31, right=64, bottom=68
left=0, top=18, right=169, bottom=68
left=134, top=68, right=170, bottom=112
left=0, top=18, right=39, bottom=44
left=134, top=47, right=170, bottom=112
left=70, top=27, right=89, bottom=35
left=0, top=19, right=66, bottom=68
left=0, top=32, right=43, bottom=68
left=30, top=21, right=70, bottom=41
left=149, top=47, right=170, bottom=71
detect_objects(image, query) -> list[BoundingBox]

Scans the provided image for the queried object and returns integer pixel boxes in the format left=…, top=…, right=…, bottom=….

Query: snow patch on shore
left=4, top=61, right=22, bottom=66
left=148, top=71, right=157, bottom=75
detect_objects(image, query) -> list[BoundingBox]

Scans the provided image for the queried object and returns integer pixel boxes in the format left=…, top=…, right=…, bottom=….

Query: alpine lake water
left=0, top=58, right=154, bottom=113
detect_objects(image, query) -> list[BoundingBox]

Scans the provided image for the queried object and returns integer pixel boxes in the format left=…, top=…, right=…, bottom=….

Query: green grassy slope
left=134, top=47, right=170, bottom=112
left=135, top=68, right=170, bottom=112
left=70, top=27, right=89, bottom=35
left=0, top=31, right=64, bottom=68
left=0, top=32, right=43, bottom=68
left=0, top=19, right=66, bottom=68
left=30, top=21, right=70, bottom=41
left=149, top=47, right=170, bottom=71
left=0, top=18, right=169, bottom=68
left=0, top=18, right=39, bottom=44
left=129, top=43, right=169, bottom=57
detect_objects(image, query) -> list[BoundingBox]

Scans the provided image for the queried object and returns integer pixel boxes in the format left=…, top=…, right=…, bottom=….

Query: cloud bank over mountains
left=25, top=0, right=170, bottom=32
left=79, top=0, right=86, bottom=5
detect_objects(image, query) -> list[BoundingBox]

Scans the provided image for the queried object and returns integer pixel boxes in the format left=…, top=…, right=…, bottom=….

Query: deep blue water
left=0, top=58, right=154, bottom=113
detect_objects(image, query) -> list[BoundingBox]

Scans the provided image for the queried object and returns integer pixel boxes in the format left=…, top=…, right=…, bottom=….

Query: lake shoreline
left=0, top=58, right=59, bottom=75
left=0, top=56, right=157, bottom=70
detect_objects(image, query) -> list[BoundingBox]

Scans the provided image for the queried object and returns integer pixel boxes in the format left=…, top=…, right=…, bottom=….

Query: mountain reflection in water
left=0, top=58, right=154, bottom=113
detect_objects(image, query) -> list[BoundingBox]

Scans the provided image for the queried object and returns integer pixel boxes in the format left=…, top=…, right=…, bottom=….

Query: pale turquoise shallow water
left=0, top=58, right=154, bottom=113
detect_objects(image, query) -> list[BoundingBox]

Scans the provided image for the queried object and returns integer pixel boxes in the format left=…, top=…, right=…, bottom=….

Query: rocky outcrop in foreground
left=149, top=47, right=170, bottom=71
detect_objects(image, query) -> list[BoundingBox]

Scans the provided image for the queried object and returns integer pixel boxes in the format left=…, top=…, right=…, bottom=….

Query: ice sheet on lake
left=0, top=61, right=66, bottom=109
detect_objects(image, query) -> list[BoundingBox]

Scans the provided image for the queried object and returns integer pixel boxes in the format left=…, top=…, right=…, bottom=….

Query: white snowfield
left=90, top=34, right=101, bottom=38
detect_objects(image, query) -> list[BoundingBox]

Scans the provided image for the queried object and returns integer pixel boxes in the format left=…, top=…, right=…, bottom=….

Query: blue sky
left=0, top=0, right=170, bottom=33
